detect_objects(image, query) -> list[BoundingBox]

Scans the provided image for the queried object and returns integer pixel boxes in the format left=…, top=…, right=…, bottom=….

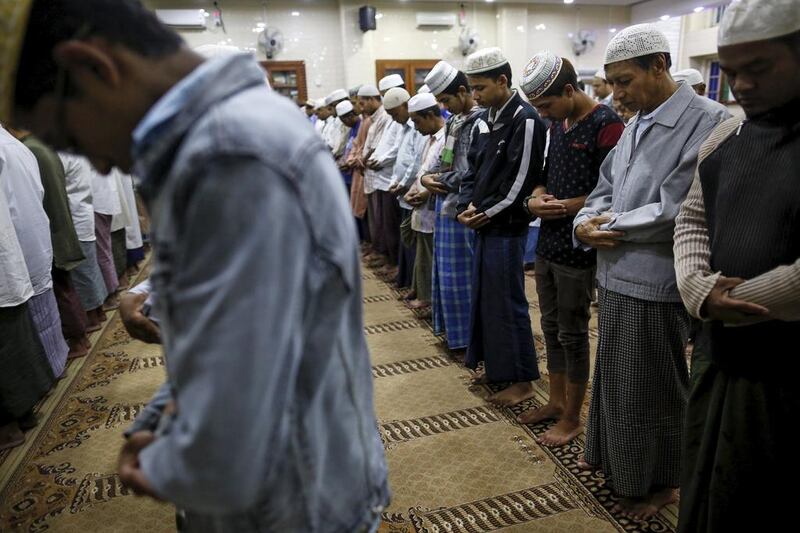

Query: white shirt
left=120, top=173, right=143, bottom=249
left=368, top=120, right=404, bottom=192
left=60, top=154, right=96, bottom=241
left=0, top=127, right=53, bottom=295
left=362, top=106, right=393, bottom=194
left=0, top=184, right=34, bottom=307
left=111, top=170, right=130, bottom=232
left=90, top=165, right=122, bottom=216
left=410, top=126, right=446, bottom=234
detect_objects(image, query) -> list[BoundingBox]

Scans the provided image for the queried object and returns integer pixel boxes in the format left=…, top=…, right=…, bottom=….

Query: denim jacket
left=130, top=54, right=389, bottom=532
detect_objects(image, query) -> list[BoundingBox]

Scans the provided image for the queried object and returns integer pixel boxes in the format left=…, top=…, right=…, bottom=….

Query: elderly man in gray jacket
left=8, top=1, right=389, bottom=531
left=572, top=24, right=729, bottom=521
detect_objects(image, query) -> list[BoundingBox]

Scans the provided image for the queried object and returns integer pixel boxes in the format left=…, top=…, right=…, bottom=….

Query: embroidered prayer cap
left=417, top=85, right=431, bottom=94
left=673, top=68, right=704, bottom=86
left=357, top=84, right=381, bottom=97
left=383, top=87, right=411, bottom=110
left=335, top=100, right=354, bottom=116
left=0, top=0, right=33, bottom=124
left=408, top=92, right=438, bottom=113
left=464, top=47, right=509, bottom=75
left=325, top=89, right=349, bottom=106
left=424, top=61, right=459, bottom=95
left=378, top=74, right=405, bottom=92
left=520, top=51, right=564, bottom=100
left=604, top=24, right=671, bottom=66
left=718, top=0, right=800, bottom=46
left=594, top=69, right=607, bottom=80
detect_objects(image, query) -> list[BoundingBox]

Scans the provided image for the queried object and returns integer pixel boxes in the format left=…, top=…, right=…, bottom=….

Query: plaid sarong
left=432, top=196, right=474, bottom=350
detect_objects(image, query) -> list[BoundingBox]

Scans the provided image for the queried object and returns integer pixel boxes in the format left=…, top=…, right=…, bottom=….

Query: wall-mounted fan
left=258, top=27, right=284, bottom=59
left=571, top=29, right=596, bottom=57
left=459, top=27, right=480, bottom=56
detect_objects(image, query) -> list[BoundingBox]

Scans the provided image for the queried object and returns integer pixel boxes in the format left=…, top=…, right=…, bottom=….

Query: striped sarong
left=29, top=288, right=69, bottom=378
left=432, top=196, right=474, bottom=350
left=585, top=287, right=690, bottom=498
left=94, top=213, right=119, bottom=294
left=72, top=240, right=108, bottom=311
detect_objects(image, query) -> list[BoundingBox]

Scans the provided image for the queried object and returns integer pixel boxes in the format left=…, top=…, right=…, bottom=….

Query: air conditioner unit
left=416, top=12, right=457, bottom=28
left=155, top=9, right=207, bottom=30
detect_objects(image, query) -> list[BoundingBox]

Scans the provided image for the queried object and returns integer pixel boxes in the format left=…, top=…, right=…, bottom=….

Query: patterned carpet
left=0, top=261, right=678, bottom=532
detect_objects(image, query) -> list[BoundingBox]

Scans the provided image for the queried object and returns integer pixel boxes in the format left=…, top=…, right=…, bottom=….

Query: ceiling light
left=609, top=28, right=617, bottom=33
left=291, top=11, right=300, bottom=17
left=564, top=0, right=575, bottom=4
left=694, top=6, right=705, bottom=13
left=376, top=12, right=384, bottom=19
left=660, top=15, right=671, bottom=20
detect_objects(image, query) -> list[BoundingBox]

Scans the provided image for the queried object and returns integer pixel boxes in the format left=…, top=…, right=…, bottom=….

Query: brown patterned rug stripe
left=0, top=260, right=678, bottom=532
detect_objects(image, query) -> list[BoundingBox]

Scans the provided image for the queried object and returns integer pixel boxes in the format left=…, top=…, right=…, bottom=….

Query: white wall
left=144, top=1, right=633, bottom=98
left=525, top=4, right=630, bottom=76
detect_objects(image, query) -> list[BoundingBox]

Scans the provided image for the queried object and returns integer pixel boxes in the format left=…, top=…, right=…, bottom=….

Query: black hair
left=577, top=80, right=586, bottom=91
left=16, top=0, right=184, bottom=110
left=440, top=71, right=470, bottom=96
left=540, top=58, right=580, bottom=98
left=472, top=62, right=513, bottom=85
left=776, top=29, right=800, bottom=58
left=413, top=105, right=442, bottom=118
left=630, top=52, right=673, bottom=72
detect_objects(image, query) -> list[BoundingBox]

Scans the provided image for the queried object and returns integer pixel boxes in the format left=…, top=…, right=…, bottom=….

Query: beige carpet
left=0, top=263, right=678, bottom=532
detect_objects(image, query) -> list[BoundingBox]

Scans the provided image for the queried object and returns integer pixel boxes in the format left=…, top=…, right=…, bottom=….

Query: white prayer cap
left=379, top=74, right=405, bottom=92
left=313, top=98, right=327, bottom=110
left=464, top=47, right=509, bottom=75
left=304, top=100, right=315, bottom=107
left=594, top=69, right=606, bottom=80
left=383, top=87, right=411, bottom=110
left=718, top=0, right=800, bottom=47
left=325, top=89, right=349, bottom=106
left=418, top=85, right=431, bottom=94
left=194, top=44, right=242, bottom=58
left=604, top=24, right=671, bottom=66
left=521, top=51, right=564, bottom=100
left=425, top=61, right=459, bottom=95
left=408, top=93, right=438, bottom=114
left=336, top=100, right=354, bottom=116
left=357, top=84, right=380, bottom=97
left=673, top=68, right=704, bottom=86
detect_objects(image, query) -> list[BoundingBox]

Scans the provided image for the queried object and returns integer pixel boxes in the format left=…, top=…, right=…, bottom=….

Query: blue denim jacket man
left=129, top=54, right=388, bottom=532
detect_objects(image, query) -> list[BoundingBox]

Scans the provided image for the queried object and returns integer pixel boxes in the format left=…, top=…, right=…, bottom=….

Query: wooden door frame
left=259, top=60, right=308, bottom=104
left=375, top=59, right=439, bottom=94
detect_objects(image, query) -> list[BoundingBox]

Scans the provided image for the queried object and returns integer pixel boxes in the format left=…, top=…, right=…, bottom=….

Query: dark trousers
left=465, top=232, right=538, bottom=383
left=396, top=208, right=416, bottom=288
left=534, top=259, right=594, bottom=383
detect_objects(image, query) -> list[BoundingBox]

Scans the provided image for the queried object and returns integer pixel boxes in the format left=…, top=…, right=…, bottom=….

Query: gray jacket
left=131, top=54, right=388, bottom=532
left=437, top=106, right=487, bottom=218
left=574, top=83, right=730, bottom=302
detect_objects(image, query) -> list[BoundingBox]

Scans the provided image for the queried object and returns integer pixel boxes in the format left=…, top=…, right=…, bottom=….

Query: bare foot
left=406, top=299, right=430, bottom=310
left=576, top=457, right=596, bottom=471
left=517, top=403, right=562, bottom=425
left=537, top=419, right=584, bottom=447
left=614, top=488, right=678, bottom=521
left=471, top=373, right=490, bottom=385
left=0, top=422, right=25, bottom=452
left=488, top=382, right=535, bottom=407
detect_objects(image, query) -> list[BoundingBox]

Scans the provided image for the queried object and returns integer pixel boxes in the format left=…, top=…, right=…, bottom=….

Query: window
left=707, top=60, right=734, bottom=104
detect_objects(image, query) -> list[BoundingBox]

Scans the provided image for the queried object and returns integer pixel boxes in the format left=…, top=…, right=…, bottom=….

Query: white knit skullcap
left=335, top=100, right=354, bottom=116
left=408, top=93, right=438, bottom=113
left=520, top=51, right=564, bottom=100
left=673, top=68, right=704, bottom=86
left=594, top=69, right=606, bottom=80
left=465, top=47, right=509, bottom=75
left=417, top=85, right=431, bottom=94
left=604, top=24, right=671, bottom=66
left=424, top=61, right=459, bottom=95
left=383, top=87, right=411, bottom=110
left=718, top=0, right=800, bottom=47
left=379, top=74, right=405, bottom=92
left=325, top=89, right=349, bottom=106
left=357, top=85, right=380, bottom=97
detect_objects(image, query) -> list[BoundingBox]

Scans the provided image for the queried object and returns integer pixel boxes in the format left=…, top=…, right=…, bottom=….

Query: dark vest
left=699, top=103, right=800, bottom=379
